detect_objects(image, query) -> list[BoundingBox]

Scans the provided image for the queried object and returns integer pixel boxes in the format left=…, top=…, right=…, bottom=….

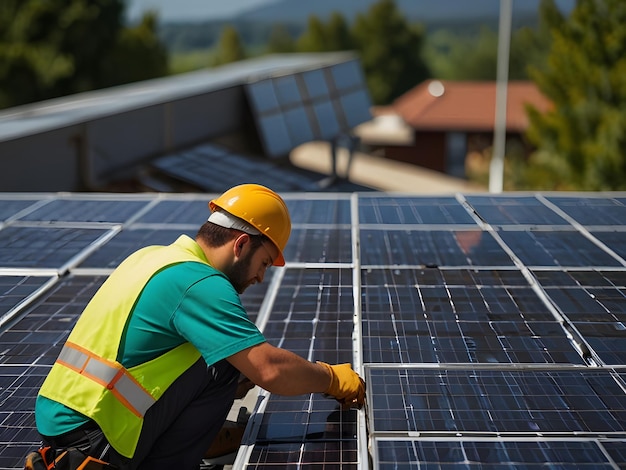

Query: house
left=356, top=80, right=553, bottom=178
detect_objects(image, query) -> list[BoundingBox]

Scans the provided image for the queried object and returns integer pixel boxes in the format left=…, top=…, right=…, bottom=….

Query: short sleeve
left=171, top=274, right=266, bottom=365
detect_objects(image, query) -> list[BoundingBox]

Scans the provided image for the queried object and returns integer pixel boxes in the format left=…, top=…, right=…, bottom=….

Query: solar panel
left=1, top=191, right=625, bottom=470
left=368, top=368, right=626, bottom=434
left=0, top=198, right=42, bottom=223
left=151, top=143, right=369, bottom=193
left=375, top=440, right=618, bottom=469
left=360, top=230, right=515, bottom=267
left=497, top=230, right=623, bottom=267
left=245, top=58, right=373, bottom=158
left=545, top=195, right=626, bottom=225
left=0, top=226, right=112, bottom=270
left=0, top=275, right=57, bottom=328
left=359, top=196, right=477, bottom=225
left=465, top=195, right=572, bottom=226
left=0, top=275, right=107, bottom=467
left=17, top=198, right=151, bottom=224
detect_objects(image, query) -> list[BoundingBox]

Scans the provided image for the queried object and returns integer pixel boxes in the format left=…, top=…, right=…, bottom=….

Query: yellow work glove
left=317, top=362, right=366, bottom=408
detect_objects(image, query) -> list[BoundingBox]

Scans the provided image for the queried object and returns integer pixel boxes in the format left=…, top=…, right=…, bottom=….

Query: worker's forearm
left=227, top=342, right=331, bottom=395
left=258, top=350, right=330, bottom=395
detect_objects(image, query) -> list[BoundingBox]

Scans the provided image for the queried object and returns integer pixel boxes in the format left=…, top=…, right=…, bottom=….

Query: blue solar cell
left=369, top=369, right=626, bottom=434
left=283, top=107, right=315, bottom=145
left=284, top=227, right=352, bottom=263
left=339, top=90, right=372, bottom=130
left=258, top=114, right=293, bottom=157
left=0, top=276, right=54, bottom=321
left=312, top=100, right=341, bottom=140
left=301, top=69, right=329, bottom=100
left=543, top=286, right=626, bottom=322
left=603, top=440, right=626, bottom=467
left=246, top=79, right=280, bottom=113
left=466, top=195, right=570, bottom=225
left=498, top=231, right=623, bottom=267
left=359, top=196, right=476, bottom=225
left=0, top=199, right=41, bottom=222
left=273, top=75, right=302, bottom=107
left=546, top=196, right=626, bottom=225
left=134, top=200, right=209, bottom=225
left=360, top=229, right=514, bottom=267
left=591, top=231, right=626, bottom=261
left=0, top=226, right=110, bottom=269
left=18, top=199, right=149, bottom=223
left=533, top=269, right=626, bottom=287
left=329, top=60, right=364, bottom=91
left=376, top=440, right=615, bottom=468
left=285, top=199, right=351, bottom=225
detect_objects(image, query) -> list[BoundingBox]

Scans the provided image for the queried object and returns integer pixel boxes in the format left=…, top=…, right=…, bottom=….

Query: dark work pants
left=42, top=358, right=239, bottom=470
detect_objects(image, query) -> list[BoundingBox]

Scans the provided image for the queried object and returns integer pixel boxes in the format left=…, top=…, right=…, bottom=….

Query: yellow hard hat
left=209, top=184, right=291, bottom=266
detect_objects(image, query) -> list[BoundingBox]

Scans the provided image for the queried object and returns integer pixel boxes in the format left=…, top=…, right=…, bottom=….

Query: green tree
left=430, top=27, right=499, bottom=80
left=103, top=12, right=168, bottom=85
left=423, top=23, right=552, bottom=82
left=296, top=12, right=353, bottom=53
left=325, top=12, right=354, bottom=51
left=0, top=0, right=167, bottom=110
left=267, top=24, right=296, bottom=53
left=213, top=25, right=246, bottom=66
left=351, top=0, right=430, bottom=104
left=524, top=0, right=626, bottom=190
left=297, top=16, right=329, bottom=52
left=509, top=1, right=560, bottom=81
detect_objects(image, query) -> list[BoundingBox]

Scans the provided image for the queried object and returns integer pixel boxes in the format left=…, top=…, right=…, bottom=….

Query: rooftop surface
left=1, top=190, right=625, bottom=469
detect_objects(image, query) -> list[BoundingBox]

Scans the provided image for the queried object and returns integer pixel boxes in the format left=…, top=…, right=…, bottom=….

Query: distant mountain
left=156, top=0, right=576, bottom=53
left=235, top=0, right=575, bottom=24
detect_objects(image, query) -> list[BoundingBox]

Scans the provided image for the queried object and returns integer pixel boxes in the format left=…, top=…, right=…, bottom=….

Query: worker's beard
left=225, top=250, right=254, bottom=294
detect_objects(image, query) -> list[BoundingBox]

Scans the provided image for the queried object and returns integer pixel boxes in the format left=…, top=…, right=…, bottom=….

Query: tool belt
left=24, top=446, right=116, bottom=470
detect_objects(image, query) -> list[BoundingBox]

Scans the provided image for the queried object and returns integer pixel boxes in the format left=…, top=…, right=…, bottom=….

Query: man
left=29, top=184, right=365, bottom=470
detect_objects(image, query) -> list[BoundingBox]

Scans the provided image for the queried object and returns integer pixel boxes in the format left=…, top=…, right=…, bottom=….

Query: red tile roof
left=389, top=80, right=552, bottom=132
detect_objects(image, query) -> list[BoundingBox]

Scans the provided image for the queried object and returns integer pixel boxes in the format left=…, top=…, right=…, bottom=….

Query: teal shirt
left=36, top=258, right=265, bottom=436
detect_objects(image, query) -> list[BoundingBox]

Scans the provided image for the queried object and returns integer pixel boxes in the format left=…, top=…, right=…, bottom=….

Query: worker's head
left=197, top=184, right=291, bottom=292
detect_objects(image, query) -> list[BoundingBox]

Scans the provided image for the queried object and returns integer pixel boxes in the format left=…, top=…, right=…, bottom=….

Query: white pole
left=489, top=0, right=513, bottom=193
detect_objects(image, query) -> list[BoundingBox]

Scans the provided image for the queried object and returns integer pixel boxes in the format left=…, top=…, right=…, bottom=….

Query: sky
left=125, top=0, right=278, bottom=22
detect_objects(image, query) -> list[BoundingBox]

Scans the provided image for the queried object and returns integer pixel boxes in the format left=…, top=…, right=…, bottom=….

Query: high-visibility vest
left=39, top=235, right=207, bottom=458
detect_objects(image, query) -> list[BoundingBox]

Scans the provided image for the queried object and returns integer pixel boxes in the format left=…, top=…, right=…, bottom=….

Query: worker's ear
left=233, top=233, right=249, bottom=257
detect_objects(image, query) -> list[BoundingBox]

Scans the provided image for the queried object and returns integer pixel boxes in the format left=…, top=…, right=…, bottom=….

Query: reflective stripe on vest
left=57, top=342, right=155, bottom=418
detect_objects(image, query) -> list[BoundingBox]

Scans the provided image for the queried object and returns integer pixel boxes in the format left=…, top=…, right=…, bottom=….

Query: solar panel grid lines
left=0, top=275, right=58, bottom=330
left=241, top=266, right=361, bottom=469
left=373, top=438, right=624, bottom=469
left=1, top=191, right=626, bottom=469
left=455, top=195, right=626, bottom=368
left=366, top=367, right=626, bottom=435
left=0, top=198, right=53, bottom=225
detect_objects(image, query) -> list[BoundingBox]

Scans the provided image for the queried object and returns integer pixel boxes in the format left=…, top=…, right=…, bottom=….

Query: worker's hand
left=317, top=362, right=365, bottom=409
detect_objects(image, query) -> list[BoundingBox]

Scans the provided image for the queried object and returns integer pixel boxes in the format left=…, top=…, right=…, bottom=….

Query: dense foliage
left=0, top=0, right=167, bottom=109
left=522, top=0, right=626, bottom=190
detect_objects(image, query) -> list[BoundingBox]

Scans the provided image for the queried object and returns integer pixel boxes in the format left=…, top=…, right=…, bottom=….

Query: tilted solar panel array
left=150, top=58, right=373, bottom=194
left=1, top=192, right=625, bottom=469
left=245, top=59, right=372, bottom=158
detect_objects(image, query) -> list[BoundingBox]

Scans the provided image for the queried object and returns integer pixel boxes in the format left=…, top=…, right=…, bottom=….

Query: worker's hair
left=196, top=221, right=266, bottom=250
